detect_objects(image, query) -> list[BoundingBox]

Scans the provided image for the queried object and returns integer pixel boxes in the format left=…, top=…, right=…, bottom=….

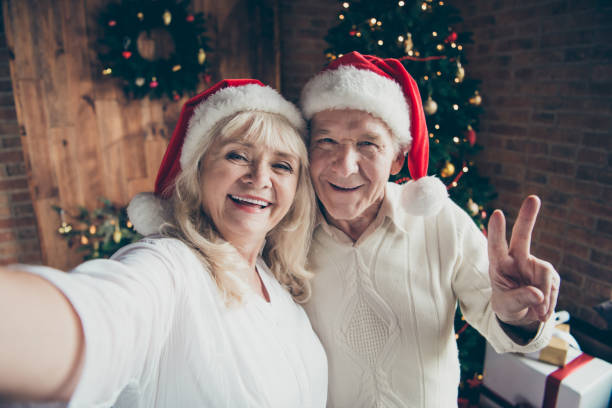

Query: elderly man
left=300, top=52, right=559, bottom=407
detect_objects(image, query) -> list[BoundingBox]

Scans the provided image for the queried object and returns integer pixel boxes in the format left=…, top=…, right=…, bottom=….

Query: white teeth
left=230, top=195, right=270, bottom=207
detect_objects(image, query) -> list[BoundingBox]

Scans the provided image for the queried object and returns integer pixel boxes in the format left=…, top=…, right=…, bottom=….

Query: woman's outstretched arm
left=0, top=266, right=84, bottom=401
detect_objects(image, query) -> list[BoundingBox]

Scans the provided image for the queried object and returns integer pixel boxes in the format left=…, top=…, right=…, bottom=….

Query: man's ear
left=390, top=150, right=406, bottom=175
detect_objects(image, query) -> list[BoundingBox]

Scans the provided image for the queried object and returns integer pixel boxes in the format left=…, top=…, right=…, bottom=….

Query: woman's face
left=199, top=135, right=300, bottom=246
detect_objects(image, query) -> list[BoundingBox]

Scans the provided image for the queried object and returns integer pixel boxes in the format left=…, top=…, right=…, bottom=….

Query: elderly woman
left=0, top=79, right=327, bottom=407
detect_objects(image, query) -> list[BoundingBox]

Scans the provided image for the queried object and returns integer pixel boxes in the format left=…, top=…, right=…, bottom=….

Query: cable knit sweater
left=304, top=182, right=552, bottom=408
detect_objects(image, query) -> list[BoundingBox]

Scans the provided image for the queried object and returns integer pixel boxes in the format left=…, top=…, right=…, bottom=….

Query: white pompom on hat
left=300, top=51, right=448, bottom=216
left=127, top=79, right=305, bottom=236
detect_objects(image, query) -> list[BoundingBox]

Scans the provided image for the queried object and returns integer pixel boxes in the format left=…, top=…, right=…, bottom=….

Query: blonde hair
left=161, top=111, right=315, bottom=304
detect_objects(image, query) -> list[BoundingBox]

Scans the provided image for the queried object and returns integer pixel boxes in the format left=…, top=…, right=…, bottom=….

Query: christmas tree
left=324, top=0, right=494, bottom=403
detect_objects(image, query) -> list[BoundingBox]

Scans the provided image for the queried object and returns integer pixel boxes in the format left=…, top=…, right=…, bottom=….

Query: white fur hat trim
left=181, top=83, right=305, bottom=168
left=400, top=176, right=448, bottom=216
left=127, top=192, right=171, bottom=236
left=300, top=65, right=412, bottom=145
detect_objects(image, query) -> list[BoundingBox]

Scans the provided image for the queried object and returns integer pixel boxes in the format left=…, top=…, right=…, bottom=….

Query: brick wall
left=279, top=0, right=339, bottom=103
left=454, top=0, right=612, bottom=330
left=0, top=9, right=42, bottom=265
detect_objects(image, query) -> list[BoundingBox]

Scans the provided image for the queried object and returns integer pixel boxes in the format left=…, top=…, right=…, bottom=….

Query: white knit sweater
left=304, top=182, right=552, bottom=408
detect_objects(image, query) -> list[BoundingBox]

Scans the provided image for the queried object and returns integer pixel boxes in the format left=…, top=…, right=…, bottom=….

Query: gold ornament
left=456, top=61, right=465, bottom=82
left=113, top=225, right=122, bottom=243
left=80, top=235, right=89, bottom=245
left=198, top=48, right=207, bottom=65
left=424, top=96, right=438, bottom=115
left=137, top=12, right=144, bottom=21
left=162, top=10, right=172, bottom=26
left=89, top=225, right=96, bottom=234
left=172, top=64, right=182, bottom=72
left=102, top=68, right=112, bottom=75
left=469, top=91, right=482, bottom=106
left=404, top=33, right=413, bottom=53
left=135, top=77, right=145, bottom=87
left=467, top=198, right=479, bottom=216
left=440, top=161, right=455, bottom=178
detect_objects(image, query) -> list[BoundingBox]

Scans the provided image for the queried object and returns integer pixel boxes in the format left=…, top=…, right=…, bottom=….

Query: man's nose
left=332, top=144, right=359, bottom=177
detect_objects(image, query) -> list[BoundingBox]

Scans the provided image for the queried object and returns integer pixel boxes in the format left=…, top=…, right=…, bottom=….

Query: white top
left=19, top=237, right=327, bottom=408
left=304, top=183, right=552, bottom=408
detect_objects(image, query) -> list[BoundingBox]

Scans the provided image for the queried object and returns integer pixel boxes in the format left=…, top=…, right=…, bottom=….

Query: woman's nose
left=244, top=162, right=272, bottom=188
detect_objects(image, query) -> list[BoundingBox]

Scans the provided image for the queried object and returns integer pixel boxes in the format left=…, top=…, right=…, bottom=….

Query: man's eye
left=358, top=141, right=377, bottom=148
left=226, top=152, right=247, bottom=161
left=316, top=138, right=336, bottom=144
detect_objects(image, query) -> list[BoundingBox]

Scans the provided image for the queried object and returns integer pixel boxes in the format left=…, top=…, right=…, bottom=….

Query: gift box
left=480, top=343, right=612, bottom=408
left=523, top=323, right=570, bottom=367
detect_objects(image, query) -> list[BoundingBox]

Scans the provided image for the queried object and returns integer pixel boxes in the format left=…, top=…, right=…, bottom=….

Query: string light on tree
left=404, top=33, right=413, bottom=53
left=162, top=9, right=172, bottom=25
left=469, top=91, right=482, bottom=106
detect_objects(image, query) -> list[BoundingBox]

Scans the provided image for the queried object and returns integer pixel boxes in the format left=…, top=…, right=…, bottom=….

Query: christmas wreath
left=97, top=0, right=211, bottom=100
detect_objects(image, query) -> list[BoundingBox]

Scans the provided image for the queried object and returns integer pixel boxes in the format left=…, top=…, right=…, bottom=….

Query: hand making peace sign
left=487, top=195, right=561, bottom=328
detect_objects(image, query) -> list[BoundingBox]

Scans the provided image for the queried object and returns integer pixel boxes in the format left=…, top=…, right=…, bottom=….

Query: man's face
left=309, top=109, right=404, bottom=228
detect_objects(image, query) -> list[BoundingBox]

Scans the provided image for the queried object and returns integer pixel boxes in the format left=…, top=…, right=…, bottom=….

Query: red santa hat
left=128, top=79, right=305, bottom=236
left=300, top=51, right=448, bottom=216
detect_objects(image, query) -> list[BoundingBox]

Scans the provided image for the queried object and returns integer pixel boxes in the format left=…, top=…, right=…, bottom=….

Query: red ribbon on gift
left=542, top=353, right=593, bottom=408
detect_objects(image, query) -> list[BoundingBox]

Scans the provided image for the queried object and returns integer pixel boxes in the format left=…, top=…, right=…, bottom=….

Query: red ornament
left=122, top=51, right=132, bottom=59
left=173, top=92, right=180, bottom=101
left=186, top=15, right=195, bottom=22
left=349, top=29, right=357, bottom=36
left=203, top=73, right=212, bottom=84
left=149, top=80, right=159, bottom=88
left=445, top=32, right=458, bottom=43
left=108, top=20, right=117, bottom=27
left=466, top=127, right=476, bottom=146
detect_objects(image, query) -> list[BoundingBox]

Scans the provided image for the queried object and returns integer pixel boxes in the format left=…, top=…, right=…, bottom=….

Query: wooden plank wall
left=2, top=0, right=279, bottom=270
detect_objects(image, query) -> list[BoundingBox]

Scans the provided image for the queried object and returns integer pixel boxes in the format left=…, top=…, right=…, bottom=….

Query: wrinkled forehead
left=310, top=109, right=398, bottom=147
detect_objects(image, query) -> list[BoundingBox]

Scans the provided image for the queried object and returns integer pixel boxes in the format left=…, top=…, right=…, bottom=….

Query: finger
left=492, top=286, right=544, bottom=323
left=545, top=268, right=560, bottom=322
left=531, top=259, right=554, bottom=319
left=487, top=209, right=509, bottom=269
left=509, top=195, right=541, bottom=260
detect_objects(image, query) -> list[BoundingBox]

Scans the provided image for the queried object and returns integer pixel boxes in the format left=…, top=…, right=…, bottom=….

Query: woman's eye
left=316, top=137, right=336, bottom=144
left=226, top=152, right=247, bottom=162
left=273, top=162, right=294, bottom=173
left=358, top=141, right=377, bottom=148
